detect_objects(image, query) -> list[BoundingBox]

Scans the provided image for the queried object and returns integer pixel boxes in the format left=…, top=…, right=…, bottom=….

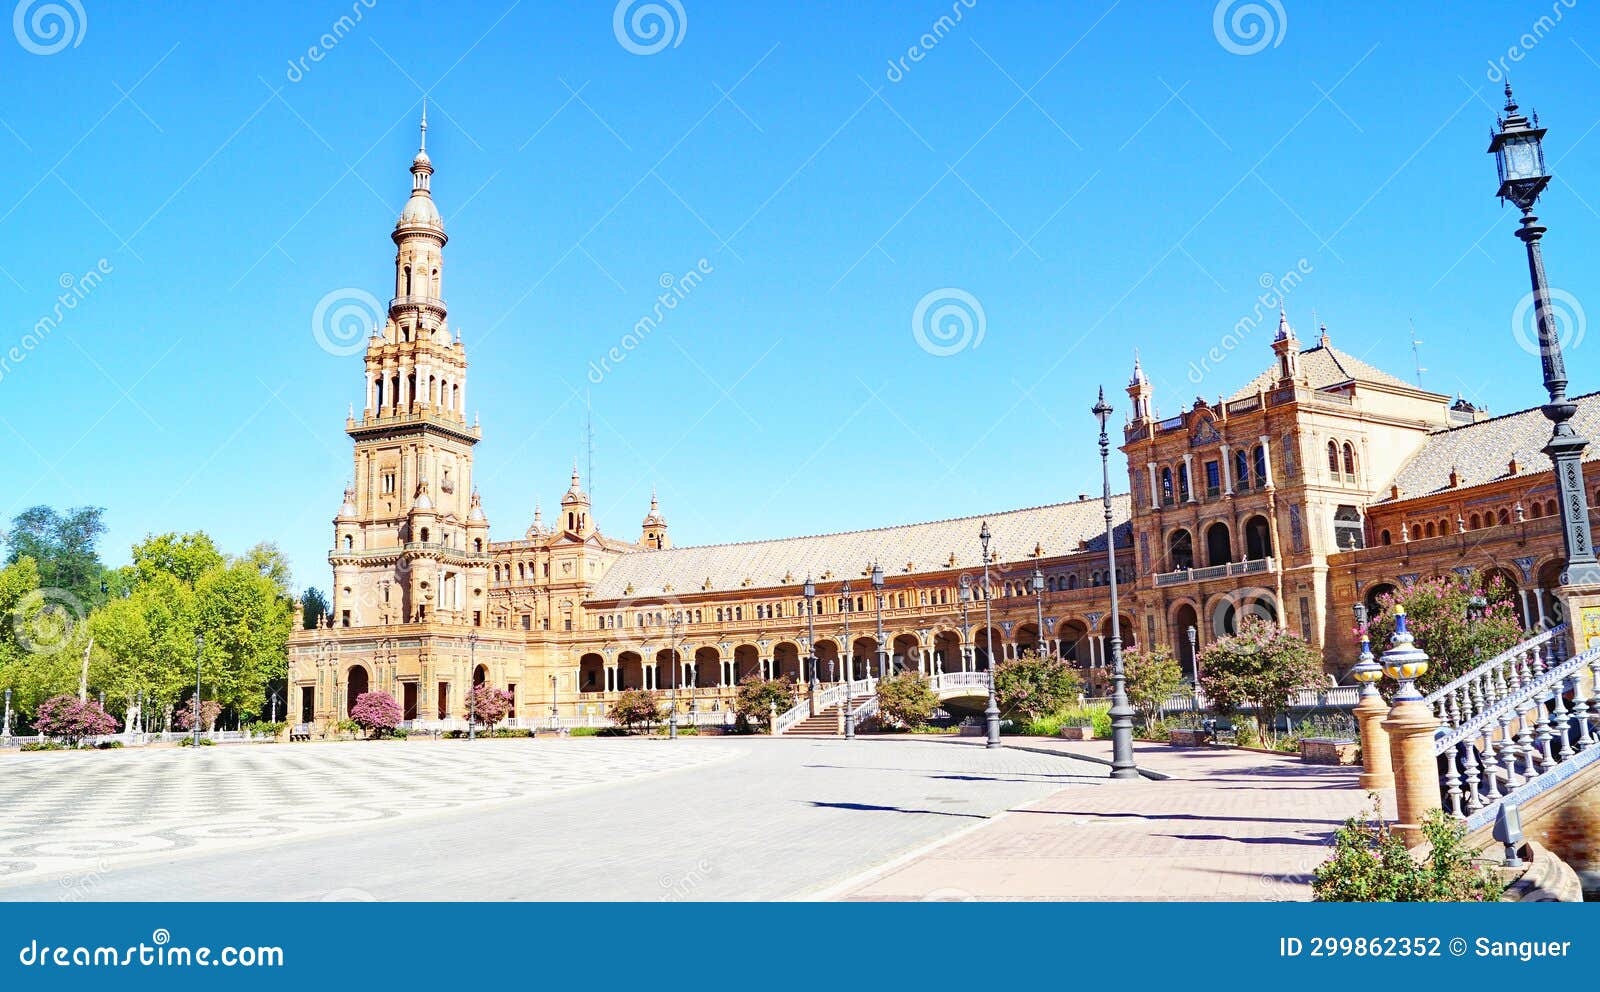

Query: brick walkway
left=835, top=738, right=1393, bottom=901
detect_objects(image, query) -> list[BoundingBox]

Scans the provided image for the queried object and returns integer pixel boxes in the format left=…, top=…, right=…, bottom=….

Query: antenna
left=585, top=390, right=595, bottom=508
left=1408, top=318, right=1427, bottom=387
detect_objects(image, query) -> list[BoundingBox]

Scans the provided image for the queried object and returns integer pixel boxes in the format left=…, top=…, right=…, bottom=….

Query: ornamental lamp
left=1488, top=84, right=1549, bottom=210
left=1379, top=606, right=1429, bottom=702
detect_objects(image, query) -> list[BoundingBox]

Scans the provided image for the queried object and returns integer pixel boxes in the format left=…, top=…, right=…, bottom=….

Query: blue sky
left=1, top=0, right=1596, bottom=591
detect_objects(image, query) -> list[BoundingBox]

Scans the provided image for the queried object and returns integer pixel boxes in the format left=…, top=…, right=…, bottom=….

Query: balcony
left=1152, top=556, right=1276, bottom=588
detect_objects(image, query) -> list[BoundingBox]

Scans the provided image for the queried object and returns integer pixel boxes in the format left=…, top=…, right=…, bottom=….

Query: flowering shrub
left=1363, top=572, right=1525, bottom=692
left=34, top=695, right=117, bottom=745
left=1122, top=645, right=1185, bottom=726
left=875, top=672, right=938, bottom=728
left=733, top=675, right=795, bottom=729
left=1197, top=616, right=1324, bottom=745
left=350, top=691, right=402, bottom=738
left=465, top=684, right=513, bottom=729
left=994, top=652, right=1081, bottom=721
left=173, top=699, right=222, bottom=733
left=608, top=689, right=663, bottom=732
left=1313, top=801, right=1502, bottom=902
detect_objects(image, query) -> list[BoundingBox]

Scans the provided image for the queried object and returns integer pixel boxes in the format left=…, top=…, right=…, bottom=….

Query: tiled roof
left=590, top=496, right=1133, bottom=601
left=1380, top=391, right=1600, bottom=501
left=1228, top=343, right=1421, bottom=401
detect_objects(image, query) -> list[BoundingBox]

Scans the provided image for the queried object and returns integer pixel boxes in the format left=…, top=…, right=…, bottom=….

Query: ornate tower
left=1271, top=308, right=1300, bottom=381
left=641, top=489, right=670, bottom=550
left=1126, top=350, right=1152, bottom=423
left=330, top=109, right=489, bottom=629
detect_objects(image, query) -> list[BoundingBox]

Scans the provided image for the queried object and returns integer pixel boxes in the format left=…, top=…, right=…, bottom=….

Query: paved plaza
left=0, top=737, right=1106, bottom=901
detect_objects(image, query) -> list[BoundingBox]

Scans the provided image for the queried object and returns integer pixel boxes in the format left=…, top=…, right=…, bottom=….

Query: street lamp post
left=467, top=632, right=478, bottom=741
left=192, top=633, right=204, bottom=746
left=1032, top=566, right=1046, bottom=657
left=980, top=522, right=1001, bottom=748
left=549, top=674, right=558, bottom=731
left=1095, top=387, right=1139, bottom=780
left=1186, top=624, right=1200, bottom=685
left=842, top=580, right=856, bottom=739
left=668, top=609, right=679, bottom=740
left=958, top=575, right=972, bottom=673
left=872, top=562, right=886, bottom=681
left=1490, top=84, right=1600, bottom=590
left=2, top=687, right=11, bottom=738
left=269, top=690, right=280, bottom=725
left=804, top=576, right=818, bottom=694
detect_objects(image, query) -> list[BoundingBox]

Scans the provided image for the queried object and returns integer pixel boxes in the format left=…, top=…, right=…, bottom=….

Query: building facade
left=287, top=122, right=1600, bottom=728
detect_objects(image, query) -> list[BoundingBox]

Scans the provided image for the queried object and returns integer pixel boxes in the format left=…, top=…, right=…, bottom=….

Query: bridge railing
left=1423, top=624, right=1566, bottom=736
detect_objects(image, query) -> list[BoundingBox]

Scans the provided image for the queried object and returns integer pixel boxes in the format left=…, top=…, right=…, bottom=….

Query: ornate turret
left=641, top=489, right=670, bottom=550
left=1126, top=349, right=1152, bottom=422
left=560, top=461, right=593, bottom=539
left=1271, top=308, right=1300, bottom=380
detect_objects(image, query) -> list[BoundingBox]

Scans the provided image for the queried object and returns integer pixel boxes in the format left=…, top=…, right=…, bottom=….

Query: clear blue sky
left=2, top=0, right=1596, bottom=591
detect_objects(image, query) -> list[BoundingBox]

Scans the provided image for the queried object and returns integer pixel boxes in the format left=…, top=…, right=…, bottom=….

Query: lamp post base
left=984, top=702, right=1001, bottom=749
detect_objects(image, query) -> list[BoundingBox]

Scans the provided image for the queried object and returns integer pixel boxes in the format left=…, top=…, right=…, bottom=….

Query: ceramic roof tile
left=1228, top=344, right=1419, bottom=400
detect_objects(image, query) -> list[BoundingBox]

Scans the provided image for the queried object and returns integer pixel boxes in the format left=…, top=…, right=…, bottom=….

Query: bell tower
left=329, top=107, right=489, bottom=630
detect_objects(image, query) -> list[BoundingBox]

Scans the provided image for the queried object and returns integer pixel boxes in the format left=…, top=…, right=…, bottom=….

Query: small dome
left=413, top=491, right=433, bottom=511
left=396, top=192, right=442, bottom=231
left=642, top=489, right=666, bottom=526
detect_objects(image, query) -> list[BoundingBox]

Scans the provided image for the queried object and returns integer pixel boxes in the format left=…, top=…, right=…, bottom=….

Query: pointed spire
left=419, top=96, right=428, bottom=152
left=1274, top=306, right=1293, bottom=342
left=1129, top=348, right=1148, bottom=387
left=1504, top=80, right=1517, bottom=114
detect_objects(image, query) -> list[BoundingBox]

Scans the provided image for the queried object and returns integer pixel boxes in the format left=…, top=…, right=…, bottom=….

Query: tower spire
left=420, top=97, right=427, bottom=152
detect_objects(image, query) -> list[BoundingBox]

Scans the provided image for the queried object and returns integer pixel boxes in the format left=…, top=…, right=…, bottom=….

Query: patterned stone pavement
left=834, top=739, right=1387, bottom=901
left=0, top=737, right=737, bottom=889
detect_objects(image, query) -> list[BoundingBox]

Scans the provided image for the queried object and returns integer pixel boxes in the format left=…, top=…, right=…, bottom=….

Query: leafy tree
left=130, top=532, right=224, bottom=587
left=0, top=557, right=91, bottom=719
left=193, top=554, right=292, bottom=719
left=1123, top=645, right=1186, bottom=727
left=4, top=506, right=107, bottom=605
left=173, top=698, right=223, bottom=732
left=993, top=651, right=1081, bottom=721
left=88, top=572, right=196, bottom=717
left=1364, top=572, right=1525, bottom=693
left=465, top=684, right=513, bottom=729
left=733, top=674, right=795, bottom=729
left=608, top=689, right=662, bottom=732
left=875, top=671, right=938, bottom=728
left=1197, top=616, right=1324, bottom=745
left=350, top=691, right=402, bottom=738
left=300, top=586, right=330, bottom=630
left=34, top=695, right=116, bottom=745
left=1313, top=802, right=1502, bottom=902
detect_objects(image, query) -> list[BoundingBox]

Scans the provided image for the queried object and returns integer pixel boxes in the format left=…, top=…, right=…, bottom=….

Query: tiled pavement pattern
left=0, top=738, right=1104, bottom=900
left=0, top=738, right=735, bottom=889
left=838, top=739, right=1386, bottom=901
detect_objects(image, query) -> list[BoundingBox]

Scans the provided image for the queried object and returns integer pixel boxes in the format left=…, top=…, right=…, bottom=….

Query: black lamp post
left=841, top=579, right=856, bottom=739
left=804, top=575, right=818, bottom=691
left=872, top=561, right=886, bottom=681
left=1095, top=387, right=1139, bottom=780
left=1032, top=566, right=1046, bottom=657
left=1186, top=624, right=1199, bottom=684
left=668, top=609, right=679, bottom=740
left=958, top=575, right=972, bottom=672
left=980, top=521, right=1001, bottom=748
left=550, top=674, right=558, bottom=730
left=467, top=632, right=477, bottom=740
left=192, top=632, right=204, bottom=746
left=1490, top=84, right=1600, bottom=589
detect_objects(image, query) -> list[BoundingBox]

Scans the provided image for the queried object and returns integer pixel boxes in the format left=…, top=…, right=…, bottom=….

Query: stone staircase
left=783, top=696, right=873, bottom=736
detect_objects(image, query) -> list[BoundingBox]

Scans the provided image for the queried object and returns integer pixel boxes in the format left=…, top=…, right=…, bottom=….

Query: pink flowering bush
left=1363, top=572, right=1525, bottom=693
left=35, top=695, right=118, bottom=745
left=464, top=684, right=513, bottom=729
left=1197, top=616, right=1324, bottom=745
left=173, top=699, right=223, bottom=732
left=350, top=691, right=402, bottom=738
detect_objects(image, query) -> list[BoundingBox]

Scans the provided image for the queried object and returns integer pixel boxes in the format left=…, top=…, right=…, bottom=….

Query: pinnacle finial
left=1504, top=80, right=1517, bottom=113
left=420, top=97, right=428, bottom=151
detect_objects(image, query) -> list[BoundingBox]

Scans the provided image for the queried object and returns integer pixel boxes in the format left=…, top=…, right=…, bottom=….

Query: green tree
left=130, top=532, right=224, bottom=587
left=608, top=689, right=663, bottom=732
left=299, top=586, right=330, bottom=630
left=193, top=558, right=292, bottom=719
left=3, top=506, right=107, bottom=606
left=1123, top=645, right=1185, bottom=727
left=88, top=572, right=197, bottom=717
left=733, top=674, right=796, bottom=729
left=993, top=651, right=1081, bottom=721
left=875, top=671, right=938, bottom=728
left=1197, top=616, right=1324, bottom=745
left=1364, top=572, right=1525, bottom=693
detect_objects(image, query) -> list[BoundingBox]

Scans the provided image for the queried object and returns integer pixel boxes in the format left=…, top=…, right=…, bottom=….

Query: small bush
left=95, top=740, right=124, bottom=749
left=178, top=737, right=216, bottom=747
left=994, top=652, right=1082, bottom=721
left=247, top=720, right=288, bottom=738
left=1313, top=802, right=1503, bottom=902
left=876, top=672, right=938, bottom=729
left=21, top=741, right=65, bottom=752
left=569, top=726, right=601, bottom=737
left=1020, top=702, right=1111, bottom=737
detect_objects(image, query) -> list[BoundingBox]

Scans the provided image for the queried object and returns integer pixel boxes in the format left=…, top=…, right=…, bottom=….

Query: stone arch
left=852, top=636, right=879, bottom=680
left=693, top=646, right=720, bottom=689
left=972, top=627, right=1002, bottom=671
left=1243, top=514, right=1272, bottom=560
left=1168, top=528, right=1194, bottom=570
left=579, top=653, right=604, bottom=694
left=1056, top=618, right=1090, bottom=665
left=1013, top=621, right=1042, bottom=657
left=1205, top=520, right=1232, bottom=566
left=1362, top=582, right=1399, bottom=621
left=934, top=629, right=963, bottom=673
left=773, top=640, right=802, bottom=682
left=891, top=632, right=921, bottom=674
left=734, top=643, right=761, bottom=683
left=813, top=639, right=842, bottom=681
left=618, top=650, right=644, bottom=691
left=345, top=663, right=370, bottom=716
left=1171, top=601, right=1199, bottom=679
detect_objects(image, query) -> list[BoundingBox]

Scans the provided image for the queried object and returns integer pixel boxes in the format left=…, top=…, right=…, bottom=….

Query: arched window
left=1252, top=445, right=1268, bottom=486
left=473, top=538, right=483, bottom=552
left=1234, top=449, right=1250, bottom=491
left=1327, top=440, right=1340, bottom=474
left=1160, top=467, right=1174, bottom=505
left=1380, top=529, right=1392, bottom=545
left=342, top=534, right=353, bottom=550
left=1497, top=508, right=1510, bottom=526
left=1177, top=464, right=1191, bottom=502
left=1168, top=529, right=1194, bottom=570
left=1342, top=442, right=1356, bottom=477
left=1469, top=513, right=1481, bottom=530
left=1244, top=515, right=1273, bottom=560
left=1205, top=521, right=1232, bottom=566
left=1066, top=574, right=1079, bottom=590
left=1424, top=522, right=1436, bottom=538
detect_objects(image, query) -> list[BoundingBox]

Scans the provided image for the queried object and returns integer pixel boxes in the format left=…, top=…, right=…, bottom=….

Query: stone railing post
left=1348, top=629, right=1393, bottom=791
left=769, top=701, right=779, bottom=737
left=1380, top=607, right=1441, bottom=844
